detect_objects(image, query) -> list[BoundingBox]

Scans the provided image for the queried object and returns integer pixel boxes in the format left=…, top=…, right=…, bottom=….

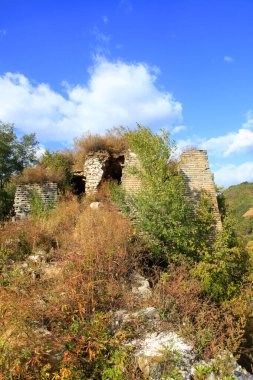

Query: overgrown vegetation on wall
left=16, top=150, right=74, bottom=190
left=73, top=129, right=128, bottom=170
left=0, top=122, right=252, bottom=378
left=111, top=125, right=250, bottom=302
left=0, top=121, right=38, bottom=220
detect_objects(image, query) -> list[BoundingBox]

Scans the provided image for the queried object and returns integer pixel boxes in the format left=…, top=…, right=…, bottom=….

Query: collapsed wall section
left=83, top=152, right=109, bottom=195
left=14, top=182, right=58, bottom=219
left=121, top=151, right=141, bottom=193
left=179, top=150, right=222, bottom=230
left=83, top=151, right=124, bottom=195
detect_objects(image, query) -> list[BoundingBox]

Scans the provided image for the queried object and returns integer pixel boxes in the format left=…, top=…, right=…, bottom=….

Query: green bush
left=0, top=184, right=15, bottom=221
left=110, top=125, right=250, bottom=302
left=29, top=190, right=55, bottom=218
left=120, top=125, right=216, bottom=264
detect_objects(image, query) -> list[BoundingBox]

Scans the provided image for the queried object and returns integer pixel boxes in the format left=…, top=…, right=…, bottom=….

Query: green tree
left=0, top=121, right=38, bottom=189
left=123, top=125, right=215, bottom=264
left=40, top=149, right=74, bottom=189
left=0, top=121, right=38, bottom=218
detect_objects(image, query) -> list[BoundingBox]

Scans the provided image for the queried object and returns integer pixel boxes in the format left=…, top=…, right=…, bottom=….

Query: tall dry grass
left=153, top=263, right=248, bottom=360
left=74, top=131, right=128, bottom=170
left=14, top=166, right=65, bottom=184
left=0, top=197, right=133, bottom=379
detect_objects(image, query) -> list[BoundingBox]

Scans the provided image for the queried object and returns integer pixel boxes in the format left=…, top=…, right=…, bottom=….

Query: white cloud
left=0, top=58, right=182, bottom=143
left=0, top=29, right=6, bottom=37
left=224, top=56, right=234, bottom=63
left=172, top=125, right=187, bottom=134
left=35, top=145, right=46, bottom=160
left=119, top=0, right=133, bottom=13
left=90, top=26, right=111, bottom=55
left=214, top=162, right=253, bottom=188
left=202, top=112, right=253, bottom=156
left=102, top=15, right=109, bottom=24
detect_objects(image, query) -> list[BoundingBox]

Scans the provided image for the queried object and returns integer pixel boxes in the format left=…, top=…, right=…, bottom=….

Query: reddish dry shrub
left=153, top=263, right=247, bottom=359
left=74, top=131, right=128, bottom=170
left=0, top=198, right=133, bottom=378
left=15, top=166, right=65, bottom=184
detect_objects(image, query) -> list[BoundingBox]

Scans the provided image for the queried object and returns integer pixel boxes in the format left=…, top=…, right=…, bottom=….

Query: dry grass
left=153, top=263, right=248, bottom=360
left=0, top=197, right=134, bottom=379
left=0, top=195, right=251, bottom=378
left=14, top=166, right=65, bottom=184
left=74, top=131, right=128, bottom=170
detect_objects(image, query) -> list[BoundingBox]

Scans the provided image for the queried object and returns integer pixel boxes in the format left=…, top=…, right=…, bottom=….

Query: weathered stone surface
left=121, top=150, right=141, bottom=193
left=90, top=201, right=102, bottom=209
left=130, top=331, right=195, bottom=380
left=113, top=307, right=160, bottom=328
left=179, top=150, right=222, bottom=230
left=130, top=270, right=152, bottom=301
left=14, top=182, right=58, bottom=219
left=83, top=152, right=109, bottom=195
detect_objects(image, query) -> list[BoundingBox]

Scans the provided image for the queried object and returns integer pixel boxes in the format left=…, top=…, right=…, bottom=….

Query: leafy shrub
left=16, top=150, right=74, bottom=191
left=0, top=183, right=15, bottom=221
left=118, top=125, right=216, bottom=264
left=29, top=189, right=55, bottom=219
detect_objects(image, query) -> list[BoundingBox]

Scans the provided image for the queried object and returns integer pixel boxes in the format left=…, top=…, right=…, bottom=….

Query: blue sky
left=0, top=0, right=253, bottom=187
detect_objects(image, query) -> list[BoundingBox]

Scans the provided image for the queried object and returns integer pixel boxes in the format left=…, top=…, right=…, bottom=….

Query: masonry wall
left=179, top=150, right=222, bottom=230
left=121, top=151, right=141, bottom=194
left=83, top=152, right=110, bottom=195
left=14, top=182, right=58, bottom=219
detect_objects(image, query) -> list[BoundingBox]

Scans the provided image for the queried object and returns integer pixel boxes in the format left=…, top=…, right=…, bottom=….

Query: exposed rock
left=27, top=250, right=46, bottom=263
left=113, top=307, right=160, bottom=329
left=90, top=201, right=102, bottom=209
left=130, top=271, right=152, bottom=301
left=130, top=331, right=195, bottom=380
left=191, top=357, right=253, bottom=380
left=41, top=263, right=62, bottom=280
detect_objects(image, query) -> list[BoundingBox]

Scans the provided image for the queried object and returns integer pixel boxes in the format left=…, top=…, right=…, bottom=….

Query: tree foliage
left=0, top=121, right=38, bottom=219
left=0, top=121, right=38, bottom=189
left=124, top=125, right=215, bottom=264
left=113, top=125, right=250, bottom=301
left=40, top=149, right=74, bottom=189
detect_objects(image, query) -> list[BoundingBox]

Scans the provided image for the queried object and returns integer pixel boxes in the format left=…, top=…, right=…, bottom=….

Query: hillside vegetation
left=0, top=123, right=252, bottom=379
left=223, top=182, right=253, bottom=246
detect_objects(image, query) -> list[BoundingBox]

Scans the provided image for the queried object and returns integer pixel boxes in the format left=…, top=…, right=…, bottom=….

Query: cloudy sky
left=0, top=0, right=253, bottom=187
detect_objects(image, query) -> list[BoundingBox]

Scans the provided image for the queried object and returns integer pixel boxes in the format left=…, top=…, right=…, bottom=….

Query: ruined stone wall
left=83, top=152, right=109, bottom=195
left=179, top=150, right=222, bottom=230
left=83, top=150, right=141, bottom=196
left=14, top=182, right=58, bottom=219
left=121, top=151, right=141, bottom=193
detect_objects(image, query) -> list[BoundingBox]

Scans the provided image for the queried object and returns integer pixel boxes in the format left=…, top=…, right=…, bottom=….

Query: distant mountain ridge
left=223, top=182, right=253, bottom=246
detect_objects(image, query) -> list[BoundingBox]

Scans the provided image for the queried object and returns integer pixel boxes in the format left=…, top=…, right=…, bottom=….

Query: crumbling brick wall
left=179, top=150, right=222, bottom=230
left=121, top=151, right=141, bottom=193
left=83, top=151, right=110, bottom=195
left=14, top=182, right=58, bottom=219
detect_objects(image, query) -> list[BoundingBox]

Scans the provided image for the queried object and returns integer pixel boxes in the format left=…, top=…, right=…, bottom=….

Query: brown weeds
left=153, top=263, right=247, bottom=360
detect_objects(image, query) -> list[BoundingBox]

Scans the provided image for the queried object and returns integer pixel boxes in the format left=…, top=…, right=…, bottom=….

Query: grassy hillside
left=223, top=182, right=253, bottom=246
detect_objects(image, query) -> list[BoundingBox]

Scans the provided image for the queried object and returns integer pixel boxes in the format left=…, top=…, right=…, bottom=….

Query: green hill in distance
left=223, top=182, right=253, bottom=247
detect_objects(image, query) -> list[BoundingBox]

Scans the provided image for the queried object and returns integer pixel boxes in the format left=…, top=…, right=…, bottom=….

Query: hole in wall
left=101, top=155, right=124, bottom=184
left=71, top=175, right=85, bottom=195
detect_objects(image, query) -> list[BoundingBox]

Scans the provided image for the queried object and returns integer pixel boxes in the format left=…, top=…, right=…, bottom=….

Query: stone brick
left=14, top=182, right=58, bottom=219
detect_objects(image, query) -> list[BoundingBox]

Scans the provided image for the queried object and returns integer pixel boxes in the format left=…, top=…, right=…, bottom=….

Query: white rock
left=130, top=271, right=152, bottom=300
left=28, top=250, right=46, bottom=263
left=130, top=331, right=194, bottom=379
left=113, top=307, right=160, bottom=327
left=89, top=202, right=102, bottom=209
